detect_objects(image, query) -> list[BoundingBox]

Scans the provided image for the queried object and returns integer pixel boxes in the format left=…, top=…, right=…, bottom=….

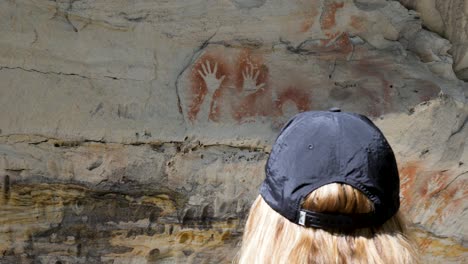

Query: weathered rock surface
left=0, top=0, right=466, bottom=263
left=399, top=0, right=468, bottom=81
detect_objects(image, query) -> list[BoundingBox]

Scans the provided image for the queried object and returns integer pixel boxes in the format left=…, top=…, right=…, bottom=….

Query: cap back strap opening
left=297, top=209, right=381, bottom=230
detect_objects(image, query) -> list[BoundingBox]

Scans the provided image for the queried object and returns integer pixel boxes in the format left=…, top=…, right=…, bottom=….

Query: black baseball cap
left=260, top=108, right=400, bottom=230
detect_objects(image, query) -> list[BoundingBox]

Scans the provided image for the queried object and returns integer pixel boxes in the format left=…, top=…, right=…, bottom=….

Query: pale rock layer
left=399, top=0, right=468, bottom=80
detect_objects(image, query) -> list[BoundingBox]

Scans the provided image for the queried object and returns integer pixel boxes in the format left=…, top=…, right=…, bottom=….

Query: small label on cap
left=299, top=211, right=306, bottom=226
left=329, top=107, right=341, bottom=112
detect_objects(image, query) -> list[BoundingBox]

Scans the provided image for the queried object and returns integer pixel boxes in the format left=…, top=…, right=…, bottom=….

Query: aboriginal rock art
left=320, top=1, right=344, bottom=30
left=196, top=61, right=225, bottom=122
left=275, top=87, right=311, bottom=116
left=185, top=47, right=317, bottom=124
left=188, top=54, right=229, bottom=123
left=232, top=51, right=274, bottom=123
left=183, top=39, right=440, bottom=125
left=298, top=1, right=356, bottom=59
left=240, top=65, right=265, bottom=95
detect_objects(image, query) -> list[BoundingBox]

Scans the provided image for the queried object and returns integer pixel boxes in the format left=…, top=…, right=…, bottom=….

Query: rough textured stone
left=0, top=0, right=467, bottom=263
left=399, top=0, right=468, bottom=80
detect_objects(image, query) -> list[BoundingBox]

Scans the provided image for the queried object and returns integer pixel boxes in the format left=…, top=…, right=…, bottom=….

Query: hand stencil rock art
left=187, top=53, right=229, bottom=123
left=196, top=60, right=225, bottom=122
left=240, top=65, right=265, bottom=95
left=183, top=47, right=312, bottom=125
left=179, top=44, right=440, bottom=127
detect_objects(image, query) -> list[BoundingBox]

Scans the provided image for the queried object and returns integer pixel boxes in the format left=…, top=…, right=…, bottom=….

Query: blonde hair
left=237, top=183, right=419, bottom=264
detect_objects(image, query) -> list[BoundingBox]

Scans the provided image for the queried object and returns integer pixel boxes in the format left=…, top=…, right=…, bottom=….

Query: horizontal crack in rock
left=0, top=66, right=146, bottom=82
left=0, top=134, right=269, bottom=153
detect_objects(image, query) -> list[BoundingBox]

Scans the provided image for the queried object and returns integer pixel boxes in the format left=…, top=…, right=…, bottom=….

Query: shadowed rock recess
left=0, top=0, right=466, bottom=263
left=399, top=0, right=468, bottom=81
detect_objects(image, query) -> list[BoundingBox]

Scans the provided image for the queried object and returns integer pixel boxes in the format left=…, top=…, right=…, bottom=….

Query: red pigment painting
left=300, top=4, right=319, bottom=33
left=320, top=2, right=344, bottom=30
left=188, top=48, right=312, bottom=124
left=189, top=52, right=229, bottom=122
left=399, top=161, right=466, bottom=228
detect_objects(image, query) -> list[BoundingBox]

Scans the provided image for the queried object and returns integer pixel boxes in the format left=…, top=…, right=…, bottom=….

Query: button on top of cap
left=329, top=107, right=341, bottom=112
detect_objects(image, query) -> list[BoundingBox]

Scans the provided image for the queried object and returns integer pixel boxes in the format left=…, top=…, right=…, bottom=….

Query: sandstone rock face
left=399, top=0, right=468, bottom=81
left=0, top=0, right=466, bottom=263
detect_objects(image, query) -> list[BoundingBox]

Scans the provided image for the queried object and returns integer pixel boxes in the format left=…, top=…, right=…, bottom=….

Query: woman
left=238, top=108, right=419, bottom=264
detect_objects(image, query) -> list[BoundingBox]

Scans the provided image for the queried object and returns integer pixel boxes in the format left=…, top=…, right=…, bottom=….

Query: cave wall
left=0, top=0, right=466, bottom=263
left=399, top=0, right=468, bottom=80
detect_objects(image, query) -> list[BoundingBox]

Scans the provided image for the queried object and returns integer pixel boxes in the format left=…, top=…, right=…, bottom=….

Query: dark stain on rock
left=90, top=102, right=103, bottom=116
left=230, top=0, right=266, bottom=9
left=0, top=255, right=25, bottom=264
left=126, top=228, right=146, bottom=238
left=182, top=208, right=197, bottom=228
left=1, top=182, right=185, bottom=263
left=420, top=149, right=430, bottom=157
left=149, top=211, right=158, bottom=223
left=147, top=248, right=161, bottom=262
left=0, top=179, right=248, bottom=262
left=219, top=202, right=228, bottom=213
left=183, top=250, right=193, bottom=256
left=353, top=0, right=386, bottom=11
left=120, top=12, right=150, bottom=23
left=330, top=85, right=353, bottom=100
left=200, top=205, right=215, bottom=229
left=86, top=159, right=102, bottom=171
left=152, top=223, right=165, bottom=234
left=3, top=175, right=10, bottom=202
left=77, top=243, right=82, bottom=257
left=53, top=141, right=81, bottom=148
left=31, top=224, right=133, bottom=262
left=150, top=143, right=165, bottom=153
left=66, top=195, right=163, bottom=224
left=117, top=104, right=135, bottom=119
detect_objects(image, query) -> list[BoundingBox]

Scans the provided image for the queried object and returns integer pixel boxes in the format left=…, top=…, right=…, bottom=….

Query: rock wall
left=0, top=0, right=466, bottom=263
left=399, top=0, right=468, bottom=80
